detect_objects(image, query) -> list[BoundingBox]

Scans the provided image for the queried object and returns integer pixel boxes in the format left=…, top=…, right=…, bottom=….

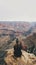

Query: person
left=14, top=38, right=22, bottom=57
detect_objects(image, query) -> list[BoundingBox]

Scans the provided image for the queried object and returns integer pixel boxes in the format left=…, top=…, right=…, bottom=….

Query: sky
left=0, top=0, right=36, bottom=22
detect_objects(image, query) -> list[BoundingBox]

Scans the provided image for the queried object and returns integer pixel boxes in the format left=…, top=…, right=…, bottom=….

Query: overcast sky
left=0, top=0, right=36, bottom=22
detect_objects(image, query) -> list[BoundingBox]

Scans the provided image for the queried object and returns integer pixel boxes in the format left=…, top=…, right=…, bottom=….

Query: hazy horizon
left=0, top=0, right=36, bottom=21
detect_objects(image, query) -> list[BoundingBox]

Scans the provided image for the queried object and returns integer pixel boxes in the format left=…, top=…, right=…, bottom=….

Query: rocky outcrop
left=4, top=49, right=36, bottom=65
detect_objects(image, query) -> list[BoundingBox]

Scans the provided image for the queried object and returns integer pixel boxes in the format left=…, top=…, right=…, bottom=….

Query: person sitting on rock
left=14, top=38, right=22, bottom=57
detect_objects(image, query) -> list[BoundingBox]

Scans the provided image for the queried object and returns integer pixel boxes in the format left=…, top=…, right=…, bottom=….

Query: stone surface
left=4, top=49, right=36, bottom=65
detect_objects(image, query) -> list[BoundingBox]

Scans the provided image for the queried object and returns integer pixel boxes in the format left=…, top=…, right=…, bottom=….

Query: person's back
left=14, top=38, right=22, bottom=57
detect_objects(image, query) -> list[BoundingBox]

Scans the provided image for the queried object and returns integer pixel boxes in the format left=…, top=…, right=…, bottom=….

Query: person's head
left=16, top=38, right=19, bottom=44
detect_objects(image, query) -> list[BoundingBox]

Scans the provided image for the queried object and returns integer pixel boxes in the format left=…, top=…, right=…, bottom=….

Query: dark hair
left=16, top=38, right=19, bottom=44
